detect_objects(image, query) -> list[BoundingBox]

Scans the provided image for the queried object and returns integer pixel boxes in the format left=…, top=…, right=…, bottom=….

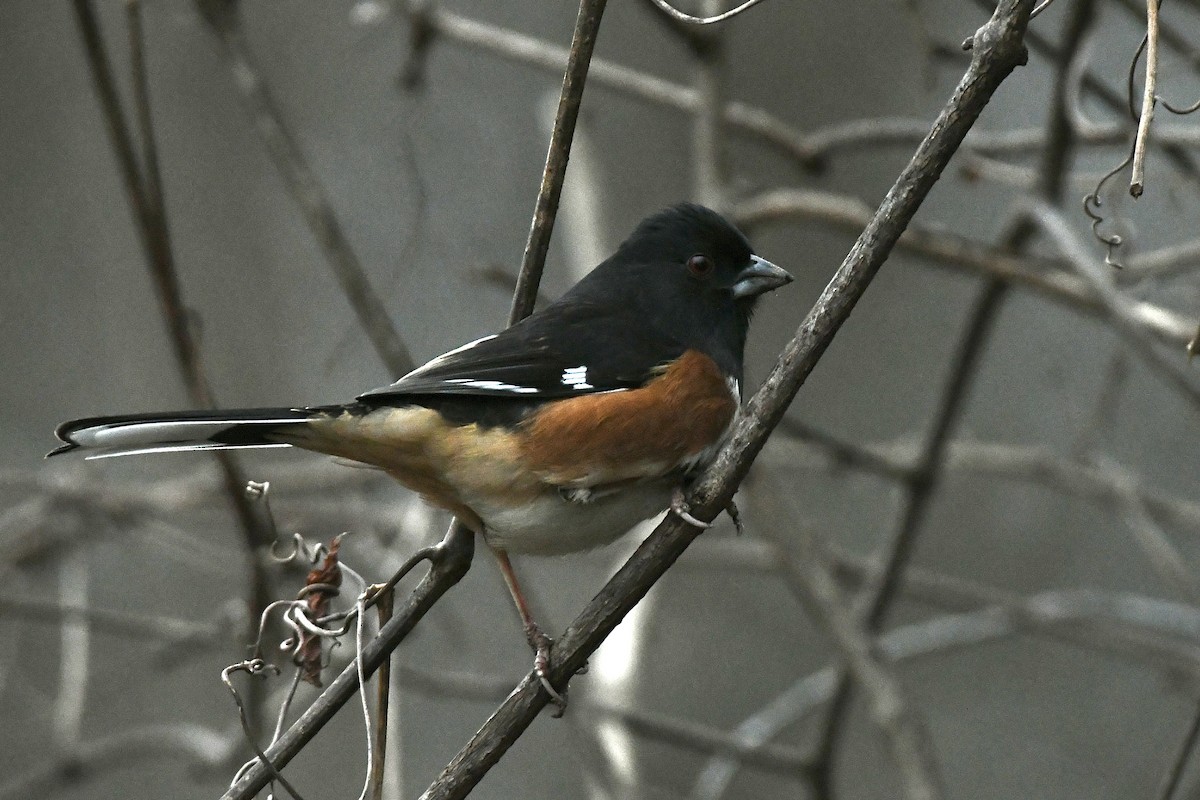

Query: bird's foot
left=525, top=621, right=568, bottom=716
left=557, top=486, right=594, bottom=504
left=671, top=487, right=712, bottom=529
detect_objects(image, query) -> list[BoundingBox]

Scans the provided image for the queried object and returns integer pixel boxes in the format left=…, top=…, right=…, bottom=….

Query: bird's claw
left=671, top=487, right=712, bottom=529
left=525, top=622, right=568, bottom=716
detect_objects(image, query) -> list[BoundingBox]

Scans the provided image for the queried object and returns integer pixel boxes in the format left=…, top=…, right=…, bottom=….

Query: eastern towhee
left=50, top=202, right=792, bottom=704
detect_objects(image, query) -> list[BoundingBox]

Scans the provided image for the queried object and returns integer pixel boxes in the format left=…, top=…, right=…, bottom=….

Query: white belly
left=472, top=480, right=673, bottom=555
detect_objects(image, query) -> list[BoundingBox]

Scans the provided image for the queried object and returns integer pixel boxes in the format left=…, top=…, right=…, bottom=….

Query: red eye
left=687, top=254, right=714, bottom=278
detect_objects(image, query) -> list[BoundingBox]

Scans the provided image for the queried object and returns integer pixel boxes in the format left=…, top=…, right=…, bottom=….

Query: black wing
left=357, top=301, right=685, bottom=403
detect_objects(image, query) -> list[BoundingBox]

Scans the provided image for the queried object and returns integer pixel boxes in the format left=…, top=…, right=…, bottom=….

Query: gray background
left=4, top=1, right=1200, bottom=798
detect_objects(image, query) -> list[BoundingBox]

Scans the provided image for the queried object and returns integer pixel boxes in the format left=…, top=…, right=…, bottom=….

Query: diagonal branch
left=1028, top=201, right=1200, bottom=408
left=195, top=0, right=415, bottom=378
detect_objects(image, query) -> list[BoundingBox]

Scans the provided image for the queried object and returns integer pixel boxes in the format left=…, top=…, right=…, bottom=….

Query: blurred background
left=5, top=0, right=1200, bottom=798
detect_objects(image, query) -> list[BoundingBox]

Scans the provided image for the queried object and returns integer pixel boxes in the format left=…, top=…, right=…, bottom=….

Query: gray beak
left=731, top=255, right=793, bottom=299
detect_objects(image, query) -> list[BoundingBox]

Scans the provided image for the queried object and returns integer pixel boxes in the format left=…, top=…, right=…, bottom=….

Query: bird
left=50, top=202, right=792, bottom=706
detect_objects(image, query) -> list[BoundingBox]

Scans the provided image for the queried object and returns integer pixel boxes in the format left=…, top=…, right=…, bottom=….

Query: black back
left=358, top=204, right=762, bottom=410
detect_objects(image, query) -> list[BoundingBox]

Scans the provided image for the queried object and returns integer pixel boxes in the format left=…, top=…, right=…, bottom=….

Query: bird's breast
left=517, top=349, right=739, bottom=487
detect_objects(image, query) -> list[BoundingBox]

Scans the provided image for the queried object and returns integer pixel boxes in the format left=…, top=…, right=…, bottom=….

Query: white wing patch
left=561, top=365, right=593, bottom=390
left=443, top=378, right=539, bottom=394
left=405, top=334, right=499, bottom=378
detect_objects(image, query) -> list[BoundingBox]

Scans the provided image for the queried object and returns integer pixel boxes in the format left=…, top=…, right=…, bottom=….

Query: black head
left=566, top=203, right=792, bottom=378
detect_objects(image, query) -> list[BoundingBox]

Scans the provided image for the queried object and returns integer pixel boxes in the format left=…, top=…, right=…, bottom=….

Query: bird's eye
left=687, top=254, right=714, bottom=278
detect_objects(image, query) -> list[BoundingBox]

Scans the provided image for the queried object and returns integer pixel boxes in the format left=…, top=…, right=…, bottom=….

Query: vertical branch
left=74, top=0, right=274, bottom=736
left=1130, top=0, right=1159, bottom=197
left=691, top=0, right=728, bottom=209
left=52, top=550, right=90, bottom=754
left=370, top=589, right=395, bottom=800
left=508, top=0, right=609, bottom=325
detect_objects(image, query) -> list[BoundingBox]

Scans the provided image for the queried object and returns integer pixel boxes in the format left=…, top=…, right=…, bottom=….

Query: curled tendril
left=271, top=532, right=331, bottom=564
left=287, top=604, right=357, bottom=640
left=1082, top=149, right=1135, bottom=268
left=245, top=480, right=270, bottom=500
left=1127, top=33, right=1148, bottom=121
left=222, top=530, right=376, bottom=799
left=246, top=479, right=284, bottom=546
left=1162, top=95, right=1200, bottom=115
left=648, top=0, right=770, bottom=25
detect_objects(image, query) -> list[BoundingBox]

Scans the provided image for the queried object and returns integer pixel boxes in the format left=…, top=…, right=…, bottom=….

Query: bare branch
left=1130, top=0, right=1160, bottom=196
left=509, top=0, right=608, bottom=323
left=1028, top=201, right=1200, bottom=408
left=778, top=538, right=946, bottom=800
left=689, top=3, right=729, bottom=209
left=73, top=0, right=277, bottom=732
left=195, top=0, right=415, bottom=378
left=0, top=724, right=236, bottom=800
left=647, top=0, right=772, bottom=25
left=734, top=188, right=1196, bottom=348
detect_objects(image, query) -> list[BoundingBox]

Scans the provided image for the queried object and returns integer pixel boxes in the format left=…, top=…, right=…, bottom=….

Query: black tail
left=49, top=407, right=322, bottom=459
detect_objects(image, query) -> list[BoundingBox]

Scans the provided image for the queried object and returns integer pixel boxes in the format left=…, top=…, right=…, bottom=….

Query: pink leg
left=492, top=547, right=568, bottom=713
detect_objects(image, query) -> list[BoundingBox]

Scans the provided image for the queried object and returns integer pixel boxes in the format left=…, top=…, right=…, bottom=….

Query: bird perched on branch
left=50, top=202, right=792, bottom=707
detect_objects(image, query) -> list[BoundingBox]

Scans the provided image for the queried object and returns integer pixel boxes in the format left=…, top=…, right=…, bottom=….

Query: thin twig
left=1130, top=0, right=1160, bottom=196
left=220, top=528, right=474, bottom=800
left=370, top=588, right=395, bottom=800
left=195, top=0, right=415, bottom=378
left=647, top=0, right=771, bottom=25
left=781, top=535, right=945, bottom=800
left=52, top=550, right=90, bottom=751
left=1028, top=201, right=1200, bottom=408
left=74, top=0, right=275, bottom=734
left=733, top=188, right=1197, bottom=349
left=688, top=2, right=729, bottom=208
left=0, top=594, right=217, bottom=644
left=776, top=437, right=1200, bottom=539
left=509, top=0, right=608, bottom=324
left=1098, top=455, right=1200, bottom=603
left=1030, top=0, right=1058, bottom=17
